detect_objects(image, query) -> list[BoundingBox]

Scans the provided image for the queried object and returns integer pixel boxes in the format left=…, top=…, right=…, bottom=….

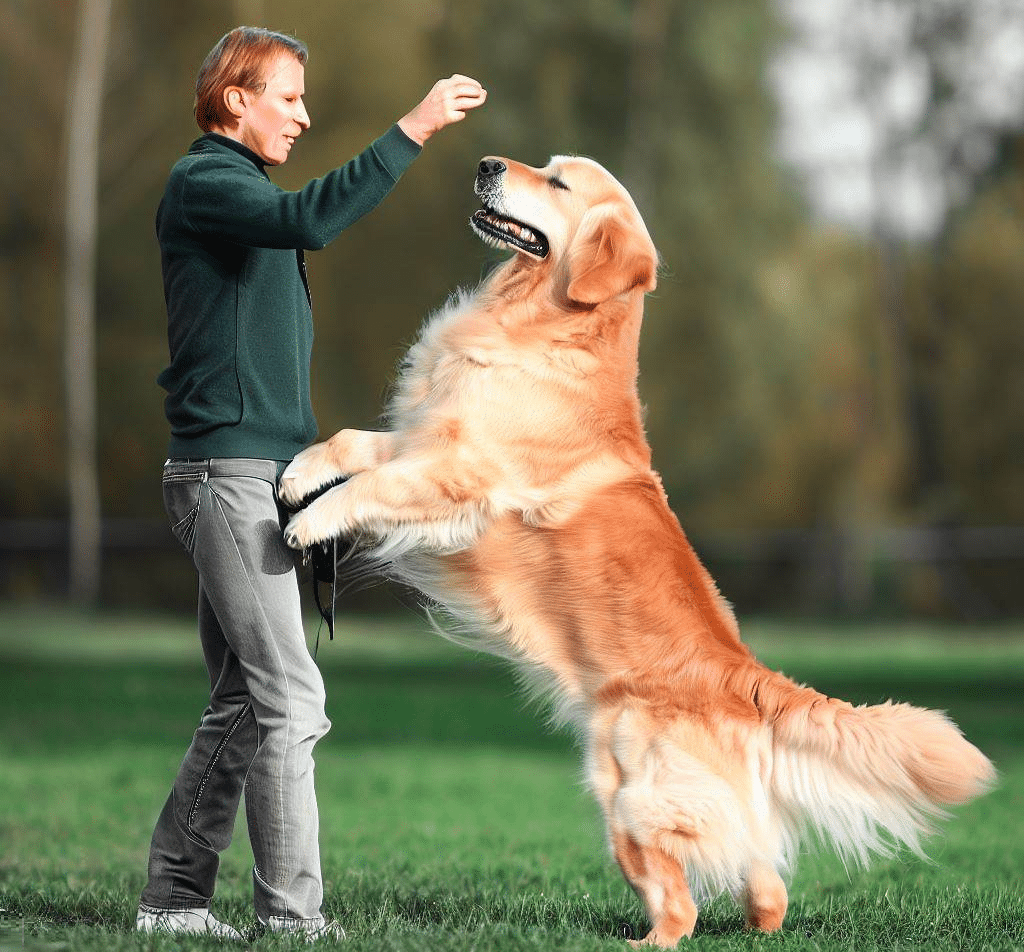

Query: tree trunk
left=64, top=0, right=112, bottom=606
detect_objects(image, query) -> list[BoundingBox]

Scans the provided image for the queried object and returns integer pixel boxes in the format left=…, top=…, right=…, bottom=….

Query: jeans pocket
left=163, top=469, right=206, bottom=553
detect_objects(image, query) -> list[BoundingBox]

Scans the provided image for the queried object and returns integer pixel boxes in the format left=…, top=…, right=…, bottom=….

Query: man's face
left=233, top=52, right=310, bottom=165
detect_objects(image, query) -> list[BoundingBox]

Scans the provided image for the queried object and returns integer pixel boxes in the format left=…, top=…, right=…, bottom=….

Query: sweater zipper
left=296, top=249, right=312, bottom=309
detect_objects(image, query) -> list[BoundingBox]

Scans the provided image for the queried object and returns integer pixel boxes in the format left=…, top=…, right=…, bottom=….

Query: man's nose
left=296, top=100, right=311, bottom=131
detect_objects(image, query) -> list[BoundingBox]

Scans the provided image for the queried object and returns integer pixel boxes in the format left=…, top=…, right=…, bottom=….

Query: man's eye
left=549, top=177, right=570, bottom=191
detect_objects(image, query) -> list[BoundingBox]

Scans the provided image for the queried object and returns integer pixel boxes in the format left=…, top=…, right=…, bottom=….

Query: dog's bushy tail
left=750, top=667, right=996, bottom=867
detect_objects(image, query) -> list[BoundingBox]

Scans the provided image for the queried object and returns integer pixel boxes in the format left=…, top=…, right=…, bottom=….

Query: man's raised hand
left=397, top=74, right=487, bottom=145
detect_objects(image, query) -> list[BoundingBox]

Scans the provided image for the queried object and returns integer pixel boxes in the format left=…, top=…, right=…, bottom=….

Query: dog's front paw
left=284, top=482, right=354, bottom=550
left=280, top=443, right=346, bottom=508
left=284, top=508, right=326, bottom=551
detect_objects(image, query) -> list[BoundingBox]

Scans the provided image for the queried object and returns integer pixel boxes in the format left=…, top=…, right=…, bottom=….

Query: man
left=139, top=26, right=485, bottom=940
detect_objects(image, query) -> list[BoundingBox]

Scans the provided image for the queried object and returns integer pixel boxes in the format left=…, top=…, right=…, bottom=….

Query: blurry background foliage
left=1, top=0, right=1022, bottom=617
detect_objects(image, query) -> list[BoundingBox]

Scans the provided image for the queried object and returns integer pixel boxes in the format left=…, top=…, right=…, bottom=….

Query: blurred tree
left=64, top=0, right=112, bottom=606
left=623, top=0, right=673, bottom=212
left=902, top=140, right=1024, bottom=613
left=930, top=142, right=1024, bottom=528
left=2, top=0, right=1022, bottom=615
left=0, top=1, right=71, bottom=519
left=771, top=0, right=1024, bottom=613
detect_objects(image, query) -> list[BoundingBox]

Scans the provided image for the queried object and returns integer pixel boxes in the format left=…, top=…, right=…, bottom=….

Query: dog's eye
left=548, top=177, right=570, bottom=191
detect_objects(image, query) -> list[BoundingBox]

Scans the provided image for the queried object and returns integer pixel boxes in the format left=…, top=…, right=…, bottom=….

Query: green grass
left=0, top=607, right=1022, bottom=951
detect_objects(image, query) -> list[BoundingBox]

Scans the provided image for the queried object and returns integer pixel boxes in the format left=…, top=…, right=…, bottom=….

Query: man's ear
left=565, top=204, right=658, bottom=306
left=223, top=86, right=247, bottom=120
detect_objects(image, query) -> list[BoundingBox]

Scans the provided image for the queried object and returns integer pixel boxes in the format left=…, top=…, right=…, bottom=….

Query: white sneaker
left=263, top=916, right=346, bottom=942
left=136, top=904, right=243, bottom=940
left=304, top=920, right=345, bottom=942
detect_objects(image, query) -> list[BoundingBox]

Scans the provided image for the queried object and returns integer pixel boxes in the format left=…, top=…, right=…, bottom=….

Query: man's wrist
left=397, top=115, right=429, bottom=146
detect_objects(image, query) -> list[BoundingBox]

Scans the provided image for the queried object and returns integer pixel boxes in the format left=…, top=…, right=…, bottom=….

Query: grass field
left=0, top=606, right=1022, bottom=951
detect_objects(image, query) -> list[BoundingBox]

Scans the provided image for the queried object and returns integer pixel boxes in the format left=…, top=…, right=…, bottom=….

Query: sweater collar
left=192, top=133, right=268, bottom=173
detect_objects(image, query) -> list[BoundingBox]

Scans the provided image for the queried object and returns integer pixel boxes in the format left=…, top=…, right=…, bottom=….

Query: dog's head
left=470, top=155, right=658, bottom=306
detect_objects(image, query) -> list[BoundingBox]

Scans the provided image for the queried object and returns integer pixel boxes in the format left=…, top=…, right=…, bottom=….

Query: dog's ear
left=565, top=204, right=658, bottom=306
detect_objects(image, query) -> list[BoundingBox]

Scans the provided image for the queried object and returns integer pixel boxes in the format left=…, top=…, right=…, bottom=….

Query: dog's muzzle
left=476, top=157, right=507, bottom=189
left=471, top=159, right=550, bottom=259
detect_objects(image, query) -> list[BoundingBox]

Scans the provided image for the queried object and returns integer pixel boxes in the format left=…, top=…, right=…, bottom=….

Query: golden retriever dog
left=279, top=155, right=995, bottom=946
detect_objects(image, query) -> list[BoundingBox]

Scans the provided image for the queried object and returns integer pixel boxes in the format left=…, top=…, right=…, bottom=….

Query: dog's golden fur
left=280, top=155, right=994, bottom=946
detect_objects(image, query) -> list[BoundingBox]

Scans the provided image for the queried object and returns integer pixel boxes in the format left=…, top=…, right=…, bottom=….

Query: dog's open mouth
left=470, top=208, right=549, bottom=259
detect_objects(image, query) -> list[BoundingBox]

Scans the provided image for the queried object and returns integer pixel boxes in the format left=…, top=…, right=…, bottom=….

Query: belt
left=164, top=458, right=284, bottom=481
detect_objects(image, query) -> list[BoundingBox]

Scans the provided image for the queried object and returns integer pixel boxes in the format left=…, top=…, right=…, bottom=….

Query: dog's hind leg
left=612, top=832, right=697, bottom=947
left=587, top=714, right=697, bottom=947
left=740, top=861, right=787, bottom=933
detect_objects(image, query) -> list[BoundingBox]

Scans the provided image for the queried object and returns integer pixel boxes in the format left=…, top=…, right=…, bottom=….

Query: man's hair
left=194, top=27, right=308, bottom=132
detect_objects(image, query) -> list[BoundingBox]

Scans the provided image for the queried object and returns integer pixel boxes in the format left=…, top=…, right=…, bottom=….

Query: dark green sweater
left=156, top=125, right=421, bottom=462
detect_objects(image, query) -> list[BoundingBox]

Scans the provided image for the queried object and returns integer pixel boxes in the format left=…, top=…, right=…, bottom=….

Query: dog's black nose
left=478, top=158, right=506, bottom=178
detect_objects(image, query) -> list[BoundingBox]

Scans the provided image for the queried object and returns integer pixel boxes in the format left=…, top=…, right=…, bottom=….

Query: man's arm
left=180, top=125, right=419, bottom=250
left=180, top=74, right=486, bottom=250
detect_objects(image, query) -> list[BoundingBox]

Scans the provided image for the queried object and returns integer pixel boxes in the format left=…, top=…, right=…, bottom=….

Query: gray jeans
left=140, top=458, right=331, bottom=928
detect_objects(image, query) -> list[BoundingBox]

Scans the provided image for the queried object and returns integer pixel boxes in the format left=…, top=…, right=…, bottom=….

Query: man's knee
left=255, top=682, right=329, bottom=747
